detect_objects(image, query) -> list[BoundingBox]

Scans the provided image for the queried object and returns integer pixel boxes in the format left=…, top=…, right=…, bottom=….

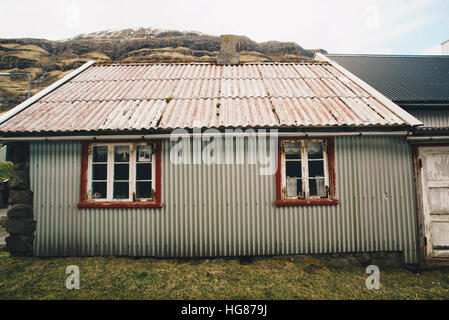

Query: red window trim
left=275, top=137, right=339, bottom=207
left=78, top=140, right=163, bottom=209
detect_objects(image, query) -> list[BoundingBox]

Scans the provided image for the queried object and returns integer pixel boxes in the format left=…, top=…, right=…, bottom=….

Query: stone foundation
left=4, top=142, right=35, bottom=257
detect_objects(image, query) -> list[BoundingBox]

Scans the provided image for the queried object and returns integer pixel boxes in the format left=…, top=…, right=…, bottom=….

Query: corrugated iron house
left=326, top=54, right=449, bottom=264
left=0, top=44, right=428, bottom=263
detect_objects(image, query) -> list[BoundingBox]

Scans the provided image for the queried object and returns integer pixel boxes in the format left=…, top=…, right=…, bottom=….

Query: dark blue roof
left=327, top=54, right=449, bottom=104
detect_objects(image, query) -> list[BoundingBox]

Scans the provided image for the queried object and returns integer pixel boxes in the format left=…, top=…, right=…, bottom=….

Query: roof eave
left=0, top=129, right=413, bottom=142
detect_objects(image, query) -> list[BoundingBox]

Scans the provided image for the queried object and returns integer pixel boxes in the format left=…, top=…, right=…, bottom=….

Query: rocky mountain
left=0, top=27, right=321, bottom=111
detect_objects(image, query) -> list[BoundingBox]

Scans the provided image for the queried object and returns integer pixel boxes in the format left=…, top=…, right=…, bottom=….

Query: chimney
left=217, top=35, right=240, bottom=65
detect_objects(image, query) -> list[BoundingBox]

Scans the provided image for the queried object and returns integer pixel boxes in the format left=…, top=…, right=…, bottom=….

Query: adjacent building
left=326, top=54, right=449, bottom=263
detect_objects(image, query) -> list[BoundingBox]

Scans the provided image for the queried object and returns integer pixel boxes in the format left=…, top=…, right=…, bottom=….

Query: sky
left=0, top=0, right=448, bottom=55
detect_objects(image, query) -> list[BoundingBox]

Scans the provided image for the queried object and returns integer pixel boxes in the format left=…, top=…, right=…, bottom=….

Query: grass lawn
left=0, top=246, right=449, bottom=300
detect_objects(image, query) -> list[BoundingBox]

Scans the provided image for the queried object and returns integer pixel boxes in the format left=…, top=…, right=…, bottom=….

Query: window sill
left=78, top=201, right=163, bottom=209
left=275, top=199, right=340, bottom=207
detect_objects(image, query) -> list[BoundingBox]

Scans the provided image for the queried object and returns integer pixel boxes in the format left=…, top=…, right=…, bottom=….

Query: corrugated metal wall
left=408, top=109, right=449, bottom=128
left=30, top=136, right=418, bottom=263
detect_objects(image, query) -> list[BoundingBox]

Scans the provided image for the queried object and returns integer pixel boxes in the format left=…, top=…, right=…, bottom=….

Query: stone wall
left=4, top=142, right=35, bottom=256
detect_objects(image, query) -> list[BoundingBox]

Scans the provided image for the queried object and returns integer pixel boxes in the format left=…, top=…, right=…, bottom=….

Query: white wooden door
left=419, top=146, right=449, bottom=258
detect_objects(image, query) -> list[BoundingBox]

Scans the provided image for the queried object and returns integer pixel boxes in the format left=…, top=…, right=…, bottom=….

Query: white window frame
left=280, top=139, right=330, bottom=200
left=86, top=142, right=156, bottom=202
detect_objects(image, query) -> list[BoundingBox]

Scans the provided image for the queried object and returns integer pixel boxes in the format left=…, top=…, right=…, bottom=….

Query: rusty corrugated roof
left=0, top=62, right=418, bottom=134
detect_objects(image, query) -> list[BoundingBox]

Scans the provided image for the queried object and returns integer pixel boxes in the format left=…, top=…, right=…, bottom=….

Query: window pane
left=286, top=161, right=301, bottom=178
left=297, top=179, right=303, bottom=196
left=285, top=143, right=301, bottom=159
left=286, top=178, right=297, bottom=197
left=113, top=182, right=129, bottom=199
left=309, top=178, right=326, bottom=197
left=136, top=182, right=152, bottom=199
left=137, top=145, right=152, bottom=162
left=92, top=164, right=107, bottom=180
left=308, top=160, right=324, bottom=177
left=287, top=178, right=302, bottom=197
left=92, top=182, right=107, bottom=199
left=114, top=164, right=129, bottom=180
left=306, top=142, right=323, bottom=159
left=93, top=146, right=108, bottom=162
left=136, top=163, right=152, bottom=180
left=114, top=146, right=130, bottom=162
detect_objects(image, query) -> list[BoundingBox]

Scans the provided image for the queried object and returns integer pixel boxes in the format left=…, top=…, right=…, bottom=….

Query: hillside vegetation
left=0, top=28, right=320, bottom=112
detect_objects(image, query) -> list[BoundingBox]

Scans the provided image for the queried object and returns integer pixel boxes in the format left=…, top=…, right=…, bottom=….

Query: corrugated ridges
left=0, top=62, right=413, bottom=133
left=408, top=109, right=449, bottom=129
left=0, top=97, right=407, bottom=133
left=327, top=54, right=449, bottom=103
left=30, top=138, right=418, bottom=263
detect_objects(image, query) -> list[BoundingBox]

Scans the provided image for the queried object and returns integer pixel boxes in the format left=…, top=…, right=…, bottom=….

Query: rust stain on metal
left=0, top=62, right=411, bottom=134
